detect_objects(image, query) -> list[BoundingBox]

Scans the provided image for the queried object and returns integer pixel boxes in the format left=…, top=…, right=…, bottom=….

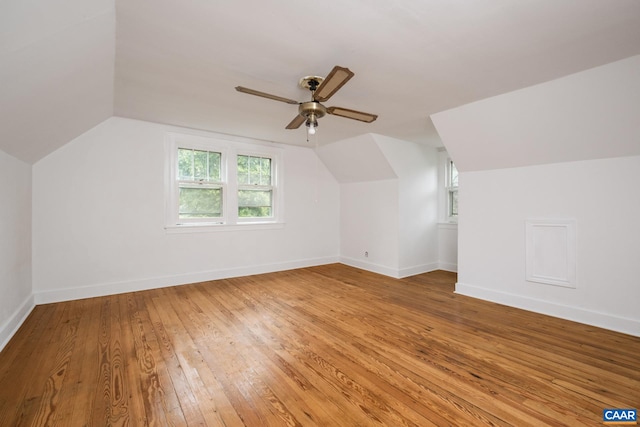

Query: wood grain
left=0, top=264, right=638, bottom=426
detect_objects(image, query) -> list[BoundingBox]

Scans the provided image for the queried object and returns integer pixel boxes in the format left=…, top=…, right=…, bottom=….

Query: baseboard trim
left=34, top=256, right=339, bottom=305
left=455, top=282, right=640, bottom=337
left=0, top=294, right=35, bottom=353
left=339, top=257, right=439, bottom=279
left=438, top=262, right=458, bottom=273
left=339, top=257, right=399, bottom=278
left=398, top=262, right=440, bottom=278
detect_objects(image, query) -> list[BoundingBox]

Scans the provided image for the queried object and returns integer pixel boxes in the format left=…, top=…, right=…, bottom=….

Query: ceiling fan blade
left=235, top=86, right=299, bottom=105
left=285, top=114, right=306, bottom=129
left=327, top=106, right=378, bottom=123
left=313, top=66, right=354, bottom=102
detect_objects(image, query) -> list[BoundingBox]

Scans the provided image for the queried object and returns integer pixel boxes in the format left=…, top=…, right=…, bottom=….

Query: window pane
left=178, top=148, right=221, bottom=182
left=248, top=156, right=260, bottom=185
left=238, top=189, right=272, bottom=217
left=450, top=161, right=459, bottom=187
left=238, top=155, right=271, bottom=185
left=208, top=151, right=221, bottom=181
left=179, top=186, right=222, bottom=218
left=260, top=157, right=272, bottom=185
left=178, top=148, right=194, bottom=180
left=193, top=150, right=208, bottom=180
left=237, top=155, right=249, bottom=185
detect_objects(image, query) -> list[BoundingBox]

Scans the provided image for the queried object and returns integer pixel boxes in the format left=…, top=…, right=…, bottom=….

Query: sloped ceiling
left=317, top=133, right=438, bottom=183
left=316, top=134, right=397, bottom=183
left=432, top=55, right=640, bottom=171
left=2, top=0, right=640, bottom=164
left=0, top=0, right=115, bottom=163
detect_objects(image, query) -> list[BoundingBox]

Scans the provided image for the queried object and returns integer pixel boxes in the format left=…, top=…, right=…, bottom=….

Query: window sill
left=437, top=222, right=458, bottom=230
left=165, top=221, right=285, bottom=233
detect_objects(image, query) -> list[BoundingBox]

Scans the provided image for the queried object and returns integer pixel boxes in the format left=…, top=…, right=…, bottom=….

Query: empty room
left=1, top=0, right=639, bottom=425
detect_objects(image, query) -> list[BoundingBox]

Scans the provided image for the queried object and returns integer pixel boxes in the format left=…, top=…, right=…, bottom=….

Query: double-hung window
left=177, top=148, right=225, bottom=222
left=237, top=154, right=274, bottom=219
left=446, top=159, right=459, bottom=220
left=166, top=133, right=282, bottom=229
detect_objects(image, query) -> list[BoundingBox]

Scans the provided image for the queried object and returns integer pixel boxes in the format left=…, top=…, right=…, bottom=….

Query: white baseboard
left=340, top=257, right=439, bottom=279
left=339, top=257, right=399, bottom=278
left=0, top=294, right=35, bottom=353
left=34, top=256, right=339, bottom=305
left=398, top=262, right=439, bottom=278
left=438, top=262, right=458, bottom=273
left=455, top=282, right=640, bottom=337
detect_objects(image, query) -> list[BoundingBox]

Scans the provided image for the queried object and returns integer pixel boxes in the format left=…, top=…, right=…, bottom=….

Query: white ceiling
left=2, top=0, right=640, bottom=164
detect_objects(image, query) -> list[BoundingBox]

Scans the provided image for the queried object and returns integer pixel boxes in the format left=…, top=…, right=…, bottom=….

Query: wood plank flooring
left=1, top=264, right=638, bottom=426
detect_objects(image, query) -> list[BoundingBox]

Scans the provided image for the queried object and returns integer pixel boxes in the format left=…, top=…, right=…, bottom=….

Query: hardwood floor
left=1, top=264, right=638, bottom=426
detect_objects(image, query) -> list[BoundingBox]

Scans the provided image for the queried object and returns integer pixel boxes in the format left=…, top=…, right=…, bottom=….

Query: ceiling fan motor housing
left=299, top=101, right=326, bottom=119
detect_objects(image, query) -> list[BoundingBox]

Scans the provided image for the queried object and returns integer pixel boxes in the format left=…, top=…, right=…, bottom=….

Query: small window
left=447, top=159, right=459, bottom=219
left=237, top=155, right=274, bottom=218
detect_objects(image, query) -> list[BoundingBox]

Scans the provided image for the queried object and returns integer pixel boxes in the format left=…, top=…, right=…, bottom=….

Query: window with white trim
left=446, top=158, right=458, bottom=220
left=177, top=148, right=225, bottom=221
left=166, top=133, right=282, bottom=228
left=237, top=154, right=273, bottom=219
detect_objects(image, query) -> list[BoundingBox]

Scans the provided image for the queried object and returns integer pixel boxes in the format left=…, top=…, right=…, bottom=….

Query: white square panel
left=526, top=219, right=576, bottom=288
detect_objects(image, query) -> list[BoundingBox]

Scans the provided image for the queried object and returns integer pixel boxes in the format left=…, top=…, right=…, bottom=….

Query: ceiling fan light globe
left=306, top=116, right=318, bottom=135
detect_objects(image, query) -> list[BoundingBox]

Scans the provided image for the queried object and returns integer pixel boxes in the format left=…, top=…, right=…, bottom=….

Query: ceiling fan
left=235, top=66, right=378, bottom=135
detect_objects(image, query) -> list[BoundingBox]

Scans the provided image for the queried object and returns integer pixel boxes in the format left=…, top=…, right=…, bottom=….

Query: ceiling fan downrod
left=307, top=78, right=320, bottom=94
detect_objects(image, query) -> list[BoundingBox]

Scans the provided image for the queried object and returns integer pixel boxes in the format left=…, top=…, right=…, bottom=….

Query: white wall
left=319, top=134, right=439, bottom=278
left=32, top=117, right=340, bottom=302
left=431, top=55, right=640, bottom=336
left=0, top=150, right=33, bottom=350
left=457, top=156, right=640, bottom=336
left=437, top=224, right=458, bottom=273
left=377, top=136, right=439, bottom=276
left=340, top=179, right=400, bottom=276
